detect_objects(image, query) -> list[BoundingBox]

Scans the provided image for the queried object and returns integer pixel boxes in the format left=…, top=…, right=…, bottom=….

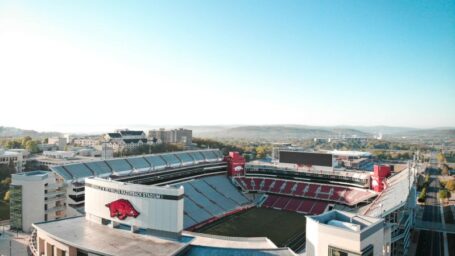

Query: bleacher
left=160, top=154, right=182, bottom=168
left=126, top=157, right=151, bottom=171
left=85, top=161, right=112, bottom=177
left=63, top=163, right=93, bottom=179
left=175, top=152, right=194, bottom=166
left=106, top=159, right=132, bottom=175
left=50, top=149, right=223, bottom=182
left=235, top=177, right=376, bottom=206
left=173, top=175, right=251, bottom=229
left=262, top=195, right=328, bottom=215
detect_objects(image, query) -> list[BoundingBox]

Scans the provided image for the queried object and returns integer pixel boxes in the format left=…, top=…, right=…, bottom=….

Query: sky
left=0, top=1, right=454, bottom=133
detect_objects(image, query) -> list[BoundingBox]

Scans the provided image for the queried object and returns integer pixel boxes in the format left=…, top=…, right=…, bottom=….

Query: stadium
left=15, top=149, right=418, bottom=256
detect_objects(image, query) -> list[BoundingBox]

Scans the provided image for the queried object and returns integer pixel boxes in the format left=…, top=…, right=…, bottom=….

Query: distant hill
left=194, top=125, right=371, bottom=140
left=0, top=126, right=62, bottom=138
left=392, top=128, right=455, bottom=138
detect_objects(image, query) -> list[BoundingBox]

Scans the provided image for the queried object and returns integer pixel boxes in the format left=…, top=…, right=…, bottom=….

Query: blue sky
left=0, top=1, right=454, bottom=132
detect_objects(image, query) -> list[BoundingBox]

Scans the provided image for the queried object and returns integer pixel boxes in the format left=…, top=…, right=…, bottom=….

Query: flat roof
left=33, top=217, right=188, bottom=256
left=309, top=210, right=382, bottom=231
left=18, top=170, right=48, bottom=176
left=183, top=231, right=278, bottom=249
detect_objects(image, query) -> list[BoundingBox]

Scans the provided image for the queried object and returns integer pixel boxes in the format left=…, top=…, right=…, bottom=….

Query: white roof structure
left=327, top=150, right=372, bottom=158
left=33, top=217, right=188, bottom=256
left=361, top=163, right=417, bottom=217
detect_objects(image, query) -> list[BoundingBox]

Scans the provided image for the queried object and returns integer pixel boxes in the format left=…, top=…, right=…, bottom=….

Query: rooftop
left=308, top=210, right=382, bottom=232
left=327, top=150, right=372, bottom=157
left=361, top=163, right=418, bottom=217
left=18, top=170, right=48, bottom=176
left=33, top=217, right=188, bottom=256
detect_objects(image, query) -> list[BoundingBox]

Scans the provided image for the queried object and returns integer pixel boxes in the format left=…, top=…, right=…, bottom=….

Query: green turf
left=197, top=207, right=306, bottom=247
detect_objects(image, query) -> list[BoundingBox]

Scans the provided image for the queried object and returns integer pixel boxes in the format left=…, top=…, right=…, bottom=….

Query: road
left=415, top=168, right=446, bottom=256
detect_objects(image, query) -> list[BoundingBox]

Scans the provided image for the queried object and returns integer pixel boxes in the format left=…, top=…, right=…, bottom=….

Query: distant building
left=103, top=129, right=148, bottom=152
left=47, top=137, right=67, bottom=150
left=73, top=137, right=100, bottom=147
left=148, top=128, right=192, bottom=145
left=43, top=151, right=76, bottom=159
left=0, top=148, right=25, bottom=172
left=10, top=171, right=69, bottom=232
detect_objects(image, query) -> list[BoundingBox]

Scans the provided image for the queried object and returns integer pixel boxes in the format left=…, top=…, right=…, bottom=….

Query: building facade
left=10, top=171, right=68, bottom=232
left=0, top=148, right=25, bottom=172
left=148, top=128, right=192, bottom=145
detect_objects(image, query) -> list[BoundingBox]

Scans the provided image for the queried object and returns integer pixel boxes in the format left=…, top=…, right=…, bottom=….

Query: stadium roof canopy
left=50, top=149, right=224, bottom=182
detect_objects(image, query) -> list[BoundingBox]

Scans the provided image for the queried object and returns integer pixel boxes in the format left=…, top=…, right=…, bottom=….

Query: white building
left=47, top=137, right=67, bottom=150
left=306, top=210, right=390, bottom=256
left=43, top=151, right=76, bottom=159
left=104, top=129, right=149, bottom=152
left=10, top=171, right=70, bottom=232
left=0, top=148, right=25, bottom=172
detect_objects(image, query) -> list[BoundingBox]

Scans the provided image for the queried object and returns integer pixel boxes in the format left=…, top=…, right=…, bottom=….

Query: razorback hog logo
left=105, top=199, right=140, bottom=220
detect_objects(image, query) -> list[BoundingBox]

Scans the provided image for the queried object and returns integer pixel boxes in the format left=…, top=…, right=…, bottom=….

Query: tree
left=441, top=164, right=450, bottom=176
left=445, top=180, right=455, bottom=191
left=436, top=152, right=446, bottom=164
left=3, top=190, right=10, bottom=202
left=439, top=189, right=449, bottom=200
left=25, top=140, right=39, bottom=153
left=255, top=146, right=267, bottom=159
left=0, top=177, right=11, bottom=186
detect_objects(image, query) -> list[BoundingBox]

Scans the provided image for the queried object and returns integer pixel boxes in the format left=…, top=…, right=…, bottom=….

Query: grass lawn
left=197, top=207, right=306, bottom=247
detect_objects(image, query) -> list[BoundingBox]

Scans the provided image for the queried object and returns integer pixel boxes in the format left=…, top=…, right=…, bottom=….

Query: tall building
left=10, top=171, right=68, bottom=232
left=148, top=128, right=192, bottom=145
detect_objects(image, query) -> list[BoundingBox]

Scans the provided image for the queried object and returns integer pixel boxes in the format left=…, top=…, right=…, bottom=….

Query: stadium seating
left=236, top=177, right=376, bottom=206
left=175, top=175, right=252, bottom=229
left=175, top=152, right=194, bottom=166
left=63, top=164, right=94, bottom=179
left=52, top=166, right=73, bottom=180
left=200, top=150, right=219, bottom=162
left=143, top=155, right=167, bottom=170
left=85, top=161, right=113, bottom=177
left=126, top=157, right=151, bottom=171
left=188, top=151, right=205, bottom=163
left=160, top=154, right=182, bottom=168
left=106, top=159, right=133, bottom=175
left=206, top=176, right=249, bottom=205
left=262, top=195, right=328, bottom=215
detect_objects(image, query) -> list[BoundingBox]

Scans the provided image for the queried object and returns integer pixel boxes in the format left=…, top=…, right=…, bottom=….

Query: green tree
left=255, top=146, right=267, bottom=159
left=436, top=152, right=446, bottom=164
left=445, top=180, right=455, bottom=191
left=3, top=190, right=10, bottom=202
left=25, top=140, right=39, bottom=153
left=439, top=189, right=449, bottom=200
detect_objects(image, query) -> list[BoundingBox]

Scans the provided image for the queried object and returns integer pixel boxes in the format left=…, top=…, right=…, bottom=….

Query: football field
left=196, top=207, right=307, bottom=248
